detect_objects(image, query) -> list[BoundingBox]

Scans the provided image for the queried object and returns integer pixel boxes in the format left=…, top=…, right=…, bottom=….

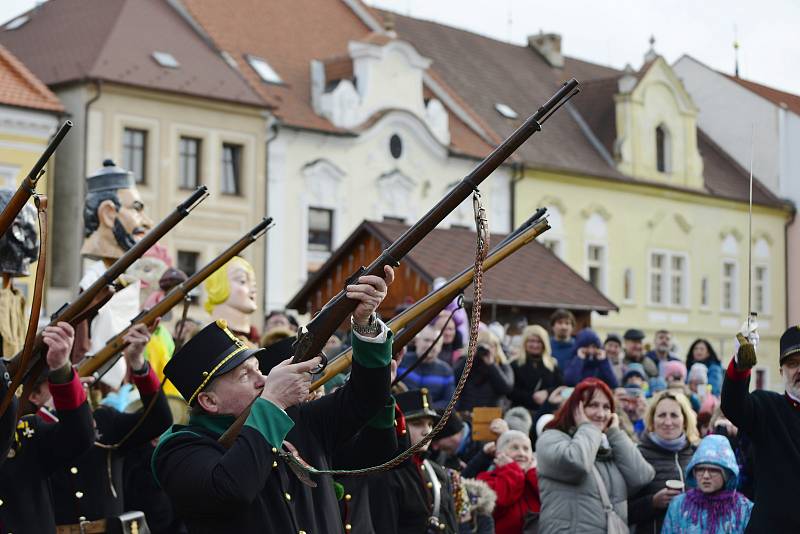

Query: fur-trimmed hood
left=461, top=477, right=497, bottom=515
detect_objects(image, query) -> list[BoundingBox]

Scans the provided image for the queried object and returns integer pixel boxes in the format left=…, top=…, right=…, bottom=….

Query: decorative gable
left=310, top=35, right=450, bottom=145
left=614, top=56, right=704, bottom=189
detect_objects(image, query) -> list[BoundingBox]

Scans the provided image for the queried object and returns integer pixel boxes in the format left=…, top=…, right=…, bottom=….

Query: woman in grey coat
left=536, top=378, right=655, bottom=533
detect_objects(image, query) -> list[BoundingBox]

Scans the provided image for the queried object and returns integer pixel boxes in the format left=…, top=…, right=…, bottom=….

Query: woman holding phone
left=536, top=378, right=654, bottom=533
left=628, top=390, right=699, bottom=533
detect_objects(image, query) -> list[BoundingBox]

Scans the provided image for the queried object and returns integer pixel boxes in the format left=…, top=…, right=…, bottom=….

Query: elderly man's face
left=781, top=354, right=800, bottom=399
left=655, top=331, right=672, bottom=352
left=198, top=357, right=265, bottom=417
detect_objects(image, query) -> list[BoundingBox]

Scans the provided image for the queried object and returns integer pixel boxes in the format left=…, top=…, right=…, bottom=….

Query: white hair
left=496, top=430, right=530, bottom=452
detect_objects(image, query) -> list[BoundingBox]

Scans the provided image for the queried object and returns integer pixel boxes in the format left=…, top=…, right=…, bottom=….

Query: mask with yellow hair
left=204, top=257, right=257, bottom=334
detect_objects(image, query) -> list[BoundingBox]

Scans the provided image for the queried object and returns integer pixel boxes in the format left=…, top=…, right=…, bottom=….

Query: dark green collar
left=188, top=412, right=236, bottom=436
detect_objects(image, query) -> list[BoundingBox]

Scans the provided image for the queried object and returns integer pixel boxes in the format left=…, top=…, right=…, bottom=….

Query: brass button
left=345, top=525, right=352, bottom=531
left=271, top=447, right=278, bottom=453
left=344, top=493, right=352, bottom=502
left=298, top=531, right=306, bottom=534
left=272, top=461, right=278, bottom=468
left=426, top=481, right=433, bottom=489
left=0, top=498, right=3, bottom=506
left=70, top=467, right=78, bottom=475
left=284, top=492, right=292, bottom=501
left=401, top=429, right=407, bottom=435
left=79, top=516, right=86, bottom=522
left=75, top=491, right=84, bottom=499
left=439, top=523, right=446, bottom=530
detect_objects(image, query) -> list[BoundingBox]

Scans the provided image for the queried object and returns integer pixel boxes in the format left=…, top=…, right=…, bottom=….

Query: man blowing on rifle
left=152, top=266, right=395, bottom=533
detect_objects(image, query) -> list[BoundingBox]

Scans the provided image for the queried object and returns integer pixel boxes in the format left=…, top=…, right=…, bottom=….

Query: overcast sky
left=1, top=0, right=797, bottom=94
left=365, top=0, right=799, bottom=94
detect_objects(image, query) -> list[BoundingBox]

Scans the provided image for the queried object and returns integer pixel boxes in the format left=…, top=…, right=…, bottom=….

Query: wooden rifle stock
left=291, top=79, right=579, bottom=365
left=0, top=121, right=72, bottom=238
left=77, top=217, right=274, bottom=379
left=0, top=186, right=209, bottom=417
left=309, top=209, right=550, bottom=391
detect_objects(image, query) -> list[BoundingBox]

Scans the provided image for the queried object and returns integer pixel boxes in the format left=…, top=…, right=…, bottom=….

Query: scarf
left=683, top=488, right=743, bottom=532
left=648, top=432, right=687, bottom=452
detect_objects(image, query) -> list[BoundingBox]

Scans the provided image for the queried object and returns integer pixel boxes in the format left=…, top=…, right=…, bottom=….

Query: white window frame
left=585, top=242, right=607, bottom=293
left=752, top=263, right=770, bottom=315
left=700, top=276, right=710, bottom=309
left=623, top=268, right=635, bottom=304
left=647, top=249, right=689, bottom=308
left=721, top=259, right=739, bottom=313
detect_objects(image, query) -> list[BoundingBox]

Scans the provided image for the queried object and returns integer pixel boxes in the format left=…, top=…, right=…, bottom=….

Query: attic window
left=152, top=51, right=179, bottom=69
left=5, top=15, right=29, bottom=30
left=655, top=124, right=671, bottom=173
left=246, top=55, right=283, bottom=84
left=494, top=103, right=518, bottom=119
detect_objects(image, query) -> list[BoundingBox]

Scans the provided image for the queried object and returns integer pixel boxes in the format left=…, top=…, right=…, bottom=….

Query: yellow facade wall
left=516, top=168, right=790, bottom=390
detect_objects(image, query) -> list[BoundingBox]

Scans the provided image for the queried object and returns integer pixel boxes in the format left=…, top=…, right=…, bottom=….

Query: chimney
left=528, top=31, right=564, bottom=68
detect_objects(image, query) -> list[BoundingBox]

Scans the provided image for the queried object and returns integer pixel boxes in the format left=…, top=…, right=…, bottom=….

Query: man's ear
left=196, top=391, right=219, bottom=413
left=97, top=199, right=118, bottom=229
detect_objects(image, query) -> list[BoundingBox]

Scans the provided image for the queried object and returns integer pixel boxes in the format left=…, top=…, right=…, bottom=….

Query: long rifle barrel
left=292, top=79, right=579, bottom=364
left=0, top=121, right=72, bottom=237
left=78, top=217, right=273, bottom=378
left=309, top=211, right=550, bottom=391
left=0, top=187, right=209, bottom=416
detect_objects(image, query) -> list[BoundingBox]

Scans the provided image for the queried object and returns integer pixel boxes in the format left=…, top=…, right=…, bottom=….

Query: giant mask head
left=204, top=257, right=257, bottom=334
left=0, top=188, right=38, bottom=276
left=81, top=159, right=153, bottom=261
left=127, top=243, right=173, bottom=308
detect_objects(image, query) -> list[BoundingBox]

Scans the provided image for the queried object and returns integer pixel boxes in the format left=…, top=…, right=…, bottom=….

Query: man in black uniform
left=0, top=322, right=95, bottom=534
left=722, top=325, right=800, bottom=532
left=153, top=266, right=394, bottom=534
left=367, top=388, right=458, bottom=533
left=48, top=323, right=173, bottom=532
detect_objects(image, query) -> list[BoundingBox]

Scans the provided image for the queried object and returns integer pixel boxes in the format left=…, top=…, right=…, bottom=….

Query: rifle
left=0, top=186, right=209, bottom=417
left=290, top=79, right=579, bottom=365
left=78, top=217, right=274, bottom=379
left=309, top=208, right=550, bottom=391
left=0, top=121, right=72, bottom=237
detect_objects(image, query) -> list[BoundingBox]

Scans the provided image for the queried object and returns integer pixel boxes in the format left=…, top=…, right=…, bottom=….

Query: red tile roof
left=289, top=219, right=618, bottom=313
left=0, top=44, right=62, bottom=112
left=724, top=73, right=800, bottom=116
left=179, top=0, right=496, bottom=158
left=0, top=0, right=264, bottom=107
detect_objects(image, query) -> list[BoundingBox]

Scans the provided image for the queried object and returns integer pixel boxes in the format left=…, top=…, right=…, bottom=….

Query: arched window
left=656, top=124, right=671, bottom=173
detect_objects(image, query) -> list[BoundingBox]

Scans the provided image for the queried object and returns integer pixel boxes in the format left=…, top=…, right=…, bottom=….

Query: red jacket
left=477, top=461, right=540, bottom=534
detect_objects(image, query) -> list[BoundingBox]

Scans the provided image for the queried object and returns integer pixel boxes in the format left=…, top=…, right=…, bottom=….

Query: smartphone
left=561, top=387, right=574, bottom=399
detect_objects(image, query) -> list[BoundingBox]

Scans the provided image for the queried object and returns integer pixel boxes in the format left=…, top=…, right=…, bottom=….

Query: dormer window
left=495, top=103, right=518, bottom=119
left=247, top=55, right=283, bottom=84
left=656, top=124, right=671, bottom=173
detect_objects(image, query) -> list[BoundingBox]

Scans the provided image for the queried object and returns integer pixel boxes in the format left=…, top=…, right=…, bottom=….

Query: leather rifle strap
left=7, top=196, right=47, bottom=420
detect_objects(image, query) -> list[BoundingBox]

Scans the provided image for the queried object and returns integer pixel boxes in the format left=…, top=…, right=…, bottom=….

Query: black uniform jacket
left=721, top=359, right=800, bottom=533
left=367, top=452, right=458, bottom=534
left=335, top=399, right=400, bottom=533
left=0, top=360, right=16, bottom=463
left=153, top=333, right=392, bottom=534
left=0, top=369, right=94, bottom=534
left=51, top=365, right=172, bottom=525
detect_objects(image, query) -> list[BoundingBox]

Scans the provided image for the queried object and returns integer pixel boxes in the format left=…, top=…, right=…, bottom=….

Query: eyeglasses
left=693, top=466, right=723, bottom=477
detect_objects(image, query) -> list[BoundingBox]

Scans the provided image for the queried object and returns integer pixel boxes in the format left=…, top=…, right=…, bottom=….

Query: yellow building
left=390, top=21, right=792, bottom=389
left=0, top=44, right=63, bottom=306
left=1, top=1, right=270, bottom=320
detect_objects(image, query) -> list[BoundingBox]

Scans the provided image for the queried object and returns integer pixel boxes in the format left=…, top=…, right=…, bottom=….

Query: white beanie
left=688, top=363, right=708, bottom=384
